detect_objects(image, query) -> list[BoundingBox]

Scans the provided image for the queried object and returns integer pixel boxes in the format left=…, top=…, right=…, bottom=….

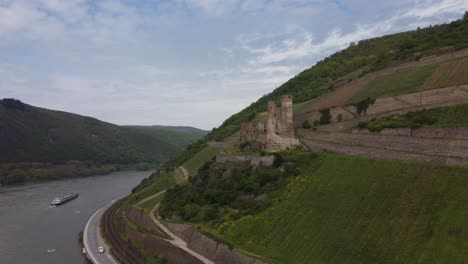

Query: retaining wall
left=215, top=155, right=274, bottom=166
left=297, top=128, right=468, bottom=166
left=166, top=223, right=265, bottom=264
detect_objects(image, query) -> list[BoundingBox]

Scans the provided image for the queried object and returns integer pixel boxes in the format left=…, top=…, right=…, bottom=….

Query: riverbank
left=0, top=161, right=156, bottom=186
left=0, top=170, right=150, bottom=264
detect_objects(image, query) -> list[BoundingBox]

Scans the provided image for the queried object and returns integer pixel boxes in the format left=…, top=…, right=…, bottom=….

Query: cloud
left=0, top=0, right=467, bottom=129
left=241, top=0, right=468, bottom=68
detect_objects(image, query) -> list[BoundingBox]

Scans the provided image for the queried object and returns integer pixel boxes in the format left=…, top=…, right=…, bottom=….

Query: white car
left=98, top=246, right=104, bottom=253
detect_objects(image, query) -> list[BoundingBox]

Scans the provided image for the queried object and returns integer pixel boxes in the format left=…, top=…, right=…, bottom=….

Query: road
left=83, top=200, right=118, bottom=264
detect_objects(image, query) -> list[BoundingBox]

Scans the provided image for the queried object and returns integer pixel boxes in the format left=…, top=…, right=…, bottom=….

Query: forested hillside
left=0, top=99, right=206, bottom=184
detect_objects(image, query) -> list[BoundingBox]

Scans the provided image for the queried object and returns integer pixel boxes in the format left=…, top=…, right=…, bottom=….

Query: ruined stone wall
left=166, top=223, right=265, bottom=264
left=241, top=95, right=299, bottom=151
left=240, top=122, right=266, bottom=144
left=294, top=85, right=468, bottom=131
left=215, top=155, right=274, bottom=166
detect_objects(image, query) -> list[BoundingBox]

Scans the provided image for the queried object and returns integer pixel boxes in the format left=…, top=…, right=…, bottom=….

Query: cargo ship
left=50, top=193, right=79, bottom=206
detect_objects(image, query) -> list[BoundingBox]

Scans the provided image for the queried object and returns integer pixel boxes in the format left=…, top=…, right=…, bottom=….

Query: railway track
left=101, top=200, right=148, bottom=264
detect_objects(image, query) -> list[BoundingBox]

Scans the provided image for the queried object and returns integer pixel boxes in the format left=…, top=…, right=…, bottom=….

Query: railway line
left=101, top=199, right=148, bottom=264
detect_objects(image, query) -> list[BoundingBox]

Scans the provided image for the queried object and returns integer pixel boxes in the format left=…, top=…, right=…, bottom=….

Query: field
left=358, top=102, right=468, bottom=131
left=293, top=98, right=319, bottom=114
left=182, top=146, right=221, bottom=177
left=421, top=56, right=468, bottom=90
left=212, top=153, right=468, bottom=264
left=347, top=64, right=438, bottom=104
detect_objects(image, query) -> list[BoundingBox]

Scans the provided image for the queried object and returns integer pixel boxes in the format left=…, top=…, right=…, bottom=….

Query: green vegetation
left=293, top=98, right=319, bottom=114
left=0, top=161, right=120, bottom=185
left=182, top=146, right=221, bottom=177
left=124, top=126, right=207, bottom=152
left=353, top=97, right=376, bottom=114
left=159, top=152, right=300, bottom=224
left=348, top=64, right=438, bottom=104
left=301, top=120, right=311, bottom=129
left=137, top=195, right=164, bottom=215
left=206, top=152, right=468, bottom=264
left=204, top=15, right=468, bottom=141
left=358, top=103, right=468, bottom=132
left=319, top=108, right=332, bottom=125
left=131, top=171, right=177, bottom=202
left=0, top=100, right=205, bottom=184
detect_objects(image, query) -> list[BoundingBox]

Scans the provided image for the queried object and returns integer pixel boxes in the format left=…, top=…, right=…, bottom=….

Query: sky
left=0, top=0, right=467, bottom=130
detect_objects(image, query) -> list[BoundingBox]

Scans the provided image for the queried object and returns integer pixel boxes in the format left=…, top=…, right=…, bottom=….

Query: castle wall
left=215, top=155, right=275, bottom=166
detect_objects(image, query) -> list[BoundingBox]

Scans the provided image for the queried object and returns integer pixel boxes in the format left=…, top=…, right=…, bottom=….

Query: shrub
left=319, top=108, right=332, bottom=125
left=353, top=97, right=376, bottom=115
left=301, top=120, right=312, bottom=129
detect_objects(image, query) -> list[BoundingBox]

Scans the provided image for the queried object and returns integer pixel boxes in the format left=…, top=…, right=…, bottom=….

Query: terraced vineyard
left=347, top=64, right=438, bottom=104
left=421, top=56, right=468, bottom=90
left=212, top=153, right=468, bottom=264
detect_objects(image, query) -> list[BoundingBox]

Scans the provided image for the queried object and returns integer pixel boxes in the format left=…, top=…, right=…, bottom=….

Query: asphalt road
left=83, top=200, right=118, bottom=264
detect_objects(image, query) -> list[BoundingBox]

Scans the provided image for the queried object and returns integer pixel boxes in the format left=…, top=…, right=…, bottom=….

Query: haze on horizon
left=0, top=0, right=467, bottom=130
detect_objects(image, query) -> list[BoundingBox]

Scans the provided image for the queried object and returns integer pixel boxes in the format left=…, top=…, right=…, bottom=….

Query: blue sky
left=0, top=0, right=467, bottom=129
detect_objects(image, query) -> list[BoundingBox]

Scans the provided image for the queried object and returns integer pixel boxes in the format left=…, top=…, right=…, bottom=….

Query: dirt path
left=134, top=190, right=166, bottom=206
left=149, top=200, right=215, bottom=264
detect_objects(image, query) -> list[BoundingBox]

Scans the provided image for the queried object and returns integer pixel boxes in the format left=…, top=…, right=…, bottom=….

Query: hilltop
left=0, top=99, right=206, bottom=184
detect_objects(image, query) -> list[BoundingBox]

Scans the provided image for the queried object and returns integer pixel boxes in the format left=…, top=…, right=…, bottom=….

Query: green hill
left=124, top=125, right=208, bottom=152
left=0, top=99, right=206, bottom=184
left=204, top=13, right=468, bottom=141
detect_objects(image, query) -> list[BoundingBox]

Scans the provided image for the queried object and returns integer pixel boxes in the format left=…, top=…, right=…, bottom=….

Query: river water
left=0, top=170, right=151, bottom=264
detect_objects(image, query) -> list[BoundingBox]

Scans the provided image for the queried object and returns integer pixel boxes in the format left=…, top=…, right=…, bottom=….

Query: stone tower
left=240, top=94, right=299, bottom=152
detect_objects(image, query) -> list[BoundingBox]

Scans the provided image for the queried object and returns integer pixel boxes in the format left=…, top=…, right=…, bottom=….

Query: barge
left=50, top=193, right=79, bottom=206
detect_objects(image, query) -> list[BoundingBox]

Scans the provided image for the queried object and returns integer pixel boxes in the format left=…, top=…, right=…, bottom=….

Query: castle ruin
left=240, top=95, right=299, bottom=152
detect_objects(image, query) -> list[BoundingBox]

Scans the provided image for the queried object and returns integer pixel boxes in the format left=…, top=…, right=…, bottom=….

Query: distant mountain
left=124, top=125, right=208, bottom=151
left=0, top=99, right=205, bottom=165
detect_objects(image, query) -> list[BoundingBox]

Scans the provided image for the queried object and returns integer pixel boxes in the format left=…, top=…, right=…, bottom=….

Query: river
left=0, top=170, right=151, bottom=264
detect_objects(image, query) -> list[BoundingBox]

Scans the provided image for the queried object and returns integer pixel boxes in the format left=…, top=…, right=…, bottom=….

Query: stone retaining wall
left=127, top=206, right=165, bottom=237
left=124, top=222, right=203, bottom=264
left=215, top=155, right=274, bottom=167
left=297, top=128, right=468, bottom=166
left=166, top=223, right=265, bottom=264
left=352, top=127, right=468, bottom=140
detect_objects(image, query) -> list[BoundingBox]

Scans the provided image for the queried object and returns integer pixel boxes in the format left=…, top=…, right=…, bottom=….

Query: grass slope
left=182, top=146, right=221, bottom=177
left=0, top=100, right=204, bottom=164
left=358, top=103, right=468, bottom=131
left=213, top=153, right=468, bottom=264
left=347, top=64, right=438, bottom=104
